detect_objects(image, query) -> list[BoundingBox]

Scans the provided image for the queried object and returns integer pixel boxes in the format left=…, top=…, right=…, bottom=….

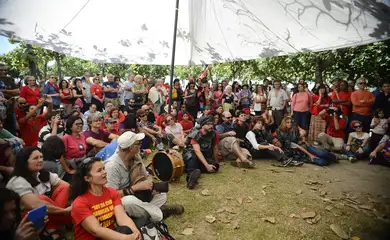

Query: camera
left=326, top=108, right=335, bottom=115
left=53, top=108, right=66, bottom=119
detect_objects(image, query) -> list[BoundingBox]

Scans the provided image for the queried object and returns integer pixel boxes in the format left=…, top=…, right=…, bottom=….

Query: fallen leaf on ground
left=300, top=211, right=316, bottom=219
left=330, top=224, right=349, bottom=239
left=325, top=206, right=333, bottom=211
left=320, top=191, right=327, bottom=196
left=345, top=203, right=360, bottom=212
left=310, top=187, right=319, bottom=191
left=262, top=217, right=276, bottom=224
left=225, top=196, right=233, bottom=200
left=262, top=185, right=267, bottom=189
left=358, top=205, right=373, bottom=210
left=219, top=217, right=231, bottom=223
left=269, top=168, right=280, bottom=173
left=305, top=180, right=322, bottom=185
left=237, top=197, right=243, bottom=204
left=205, top=215, right=216, bottom=223
left=181, top=228, right=194, bottom=236
left=285, top=169, right=295, bottom=173
left=289, top=213, right=297, bottom=218
left=334, top=178, right=341, bottom=182
left=322, top=198, right=332, bottom=203
left=225, top=207, right=236, bottom=214
left=296, top=189, right=302, bottom=195
left=201, top=189, right=210, bottom=196
left=261, top=190, right=267, bottom=196
left=232, top=221, right=240, bottom=229
left=216, top=207, right=225, bottom=214
left=368, top=197, right=378, bottom=203
left=244, top=196, right=253, bottom=203
left=311, top=214, right=322, bottom=224
left=314, top=167, right=320, bottom=171
left=326, top=180, right=332, bottom=183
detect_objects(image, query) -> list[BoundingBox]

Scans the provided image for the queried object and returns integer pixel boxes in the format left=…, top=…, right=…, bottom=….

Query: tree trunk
left=26, top=44, right=38, bottom=78
left=315, top=57, right=323, bottom=83
left=43, top=61, right=48, bottom=80
left=54, top=53, right=62, bottom=80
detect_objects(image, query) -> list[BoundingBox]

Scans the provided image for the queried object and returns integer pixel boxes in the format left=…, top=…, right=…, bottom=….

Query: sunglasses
left=225, top=116, right=232, bottom=119
left=139, top=115, right=146, bottom=118
left=353, top=125, right=362, bottom=129
left=358, top=82, right=366, bottom=85
left=19, top=102, right=27, bottom=105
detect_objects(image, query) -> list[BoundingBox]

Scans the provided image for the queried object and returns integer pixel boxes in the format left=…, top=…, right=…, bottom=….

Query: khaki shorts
left=218, top=137, right=252, bottom=161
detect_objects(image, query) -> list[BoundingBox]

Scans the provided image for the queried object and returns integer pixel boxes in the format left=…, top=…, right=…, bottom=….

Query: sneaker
left=290, top=160, right=304, bottom=167
left=187, top=169, right=201, bottom=189
left=282, top=157, right=294, bottom=167
left=161, top=204, right=184, bottom=218
left=348, top=156, right=357, bottom=163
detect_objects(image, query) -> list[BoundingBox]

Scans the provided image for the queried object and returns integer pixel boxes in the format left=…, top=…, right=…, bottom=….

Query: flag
left=198, top=65, right=209, bottom=81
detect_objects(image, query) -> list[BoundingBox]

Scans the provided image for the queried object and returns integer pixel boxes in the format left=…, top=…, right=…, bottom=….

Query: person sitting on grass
left=71, top=157, right=142, bottom=240
left=84, top=113, right=119, bottom=157
left=370, top=127, right=390, bottom=167
left=105, top=131, right=184, bottom=222
left=137, top=109, right=164, bottom=150
left=183, top=116, right=220, bottom=190
left=276, top=116, right=337, bottom=166
left=342, top=120, right=370, bottom=163
left=246, top=116, right=300, bottom=167
left=216, top=111, right=254, bottom=168
left=164, top=114, right=185, bottom=149
left=179, top=112, right=193, bottom=136
left=317, top=106, right=346, bottom=152
left=6, top=147, right=71, bottom=239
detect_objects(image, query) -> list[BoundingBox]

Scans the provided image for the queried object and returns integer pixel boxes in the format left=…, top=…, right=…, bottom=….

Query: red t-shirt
left=62, top=134, right=87, bottom=159
left=16, top=108, right=26, bottom=121
left=20, top=86, right=40, bottom=105
left=180, top=120, right=193, bottom=131
left=310, top=94, right=331, bottom=115
left=19, top=115, right=46, bottom=146
left=60, top=89, right=73, bottom=104
left=331, top=91, right=351, bottom=116
left=325, top=115, right=346, bottom=139
left=190, top=130, right=220, bottom=145
left=71, top=187, right=122, bottom=240
left=91, top=84, right=104, bottom=99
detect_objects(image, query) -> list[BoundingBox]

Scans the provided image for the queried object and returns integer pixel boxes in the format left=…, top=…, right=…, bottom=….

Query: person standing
left=267, top=79, right=288, bottom=128
left=72, top=78, right=87, bottom=112
left=309, top=84, right=331, bottom=143
left=132, top=75, right=148, bottom=109
left=59, top=80, right=73, bottom=116
left=331, top=80, right=351, bottom=122
left=350, top=77, right=375, bottom=133
left=90, top=76, right=104, bottom=112
left=103, top=74, right=120, bottom=108
left=252, top=85, right=267, bottom=116
left=291, top=83, right=311, bottom=130
left=148, top=79, right=167, bottom=115
left=373, top=81, right=390, bottom=119
left=82, top=71, right=92, bottom=110
left=43, top=75, right=61, bottom=109
left=123, top=74, right=135, bottom=107
left=20, top=76, right=40, bottom=105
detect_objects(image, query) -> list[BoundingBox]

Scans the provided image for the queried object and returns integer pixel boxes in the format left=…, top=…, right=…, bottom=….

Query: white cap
left=117, top=131, right=145, bottom=149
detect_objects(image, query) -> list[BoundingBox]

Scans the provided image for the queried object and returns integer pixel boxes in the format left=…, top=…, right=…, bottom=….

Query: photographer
left=37, top=112, right=65, bottom=148
left=317, top=106, right=346, bottom=151
left=105, top=131, right=184, bottom=221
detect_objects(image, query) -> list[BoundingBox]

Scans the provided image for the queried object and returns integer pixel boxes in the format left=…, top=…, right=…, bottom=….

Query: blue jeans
left=343, top=144, right=370, bottom=159
left=293, top=111, right=308, bottom=130
left=307, top=145, right=337, bottom=166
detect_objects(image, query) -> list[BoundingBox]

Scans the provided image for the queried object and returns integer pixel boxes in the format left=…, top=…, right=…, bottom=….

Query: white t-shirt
left=123, top=81, right=134, bottom=100
left=6, top=172, right=60, bottom=197
left=349, top=132, right=370, bottom=141
left=371, top=118, right=388, bottom=135
left=268, top=89, right=288, bottom=110
left=165, top=123, right=183, bottom=138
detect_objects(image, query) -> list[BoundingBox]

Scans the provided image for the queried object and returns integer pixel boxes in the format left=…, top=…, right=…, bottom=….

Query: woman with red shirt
left=20, top=76, right=40, bottom=105
left=179, top=112, right=194, bottom=135
left=90, top=77, right=104, bottom=112
left=212, top=83, right=223, bottom=109
left=331, top=80, right=351, bottom=122
left=103, top=108, right=124, bottom=135
left=309, top=84, right=331, bottom=143
left=71, top=157, right=141, bottom=240
left=59, top=80, right=73, bottom=116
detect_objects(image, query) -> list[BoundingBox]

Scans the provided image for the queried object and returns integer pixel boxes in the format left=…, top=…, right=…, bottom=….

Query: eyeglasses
left=358, top=82, right=366, bottom=85
left=19, top=102, right=27, bottom=105
left=225, top=116, right=232, bottom=119
left=74, top=123, right=83, bottom=126
left=353, top=125, right=362, bottom=129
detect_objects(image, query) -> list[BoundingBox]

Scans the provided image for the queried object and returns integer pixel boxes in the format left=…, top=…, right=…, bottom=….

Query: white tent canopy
left=0, top=0, right=389, bottom=65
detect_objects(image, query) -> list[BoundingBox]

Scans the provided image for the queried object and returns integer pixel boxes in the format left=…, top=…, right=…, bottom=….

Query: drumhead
left=153, top=152, right=174, bottom=182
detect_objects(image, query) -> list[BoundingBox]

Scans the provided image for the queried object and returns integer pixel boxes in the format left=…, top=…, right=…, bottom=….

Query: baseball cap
left=117, top=131, right=145, bottom=149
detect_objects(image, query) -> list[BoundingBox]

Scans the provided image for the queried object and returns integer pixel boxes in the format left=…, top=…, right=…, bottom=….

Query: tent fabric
left=0, top=0, right=389, bottom=65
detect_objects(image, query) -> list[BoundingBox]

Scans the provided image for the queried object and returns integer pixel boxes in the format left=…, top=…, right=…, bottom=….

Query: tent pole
left=168, top=0, right=180, bottom=114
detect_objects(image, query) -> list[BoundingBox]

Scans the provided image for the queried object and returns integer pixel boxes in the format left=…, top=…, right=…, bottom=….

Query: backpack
left=140, top=221, right=174, bottom=240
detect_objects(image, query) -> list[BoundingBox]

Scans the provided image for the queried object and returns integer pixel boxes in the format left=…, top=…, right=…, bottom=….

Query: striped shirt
left=37, top=124, right=65, bottom=148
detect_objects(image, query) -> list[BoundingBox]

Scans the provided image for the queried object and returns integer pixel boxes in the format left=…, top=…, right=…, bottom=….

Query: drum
left=152, top=149, right=184, bottom=182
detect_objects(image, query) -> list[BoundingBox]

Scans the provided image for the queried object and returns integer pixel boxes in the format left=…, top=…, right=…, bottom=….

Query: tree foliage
left=1, top=39, right=389, bottom=86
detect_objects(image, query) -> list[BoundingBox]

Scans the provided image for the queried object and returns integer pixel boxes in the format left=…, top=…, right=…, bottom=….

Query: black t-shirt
left=222, top=94, right=234, bottom=104
left=0, top=76, right=18, bottom=98
left=73, top=87, right=86, bottom=103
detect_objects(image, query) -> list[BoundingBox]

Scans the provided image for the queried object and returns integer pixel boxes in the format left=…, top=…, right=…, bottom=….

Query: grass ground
left=160, top=159, right=390, bottom=240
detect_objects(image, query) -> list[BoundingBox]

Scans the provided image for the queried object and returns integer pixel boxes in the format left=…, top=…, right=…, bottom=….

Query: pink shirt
left=292, top=92, right=310, bottom=112
left=62, top=134, right=87, bottom=159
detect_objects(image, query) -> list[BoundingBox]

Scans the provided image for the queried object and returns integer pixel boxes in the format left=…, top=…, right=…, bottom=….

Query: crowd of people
left=0, top=60, right=390, bottom=239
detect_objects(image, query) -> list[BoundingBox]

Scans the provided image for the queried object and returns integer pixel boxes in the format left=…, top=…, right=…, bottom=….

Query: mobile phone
left=27, top=205, right=47, bottom=231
